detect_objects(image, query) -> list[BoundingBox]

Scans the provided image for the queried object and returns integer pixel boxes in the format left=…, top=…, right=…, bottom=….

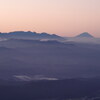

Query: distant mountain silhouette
left=76, top=32, right=94, bottom=38
left=0, top=31, right=64, bottom=40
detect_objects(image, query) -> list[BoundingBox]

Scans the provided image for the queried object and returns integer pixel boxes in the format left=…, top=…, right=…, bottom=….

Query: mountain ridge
left=0, top=31, right=64, bottom=40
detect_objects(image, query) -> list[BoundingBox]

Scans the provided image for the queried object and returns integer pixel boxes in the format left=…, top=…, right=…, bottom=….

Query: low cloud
left=0, top=38, right=8, bottom=41
left=13, top=75, right=58, bottom=81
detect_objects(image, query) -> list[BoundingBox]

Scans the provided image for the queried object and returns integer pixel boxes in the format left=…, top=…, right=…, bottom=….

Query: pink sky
left=0, top=0, right=100, bottom=37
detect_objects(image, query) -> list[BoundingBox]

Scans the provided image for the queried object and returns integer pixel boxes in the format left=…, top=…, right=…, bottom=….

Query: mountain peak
left=76, top=32, right=94, bottom=38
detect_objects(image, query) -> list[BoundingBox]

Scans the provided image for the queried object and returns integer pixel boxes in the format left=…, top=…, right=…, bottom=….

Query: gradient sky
left=0, top=0, right=100, bottom=37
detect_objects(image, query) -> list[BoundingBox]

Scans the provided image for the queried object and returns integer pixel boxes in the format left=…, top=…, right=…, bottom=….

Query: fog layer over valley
left=0, top=37, right=100, bottom=80
left=0, top=32, right=100, bottom=100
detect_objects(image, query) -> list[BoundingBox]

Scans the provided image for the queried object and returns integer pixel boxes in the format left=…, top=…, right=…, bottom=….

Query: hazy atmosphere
left=0, top=0, right=100, bottom=100
left=0, top=0, right=100, bottom=37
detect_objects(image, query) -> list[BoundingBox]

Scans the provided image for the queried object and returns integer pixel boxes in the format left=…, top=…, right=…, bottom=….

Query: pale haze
left=0, top=0, right=100, bottom=37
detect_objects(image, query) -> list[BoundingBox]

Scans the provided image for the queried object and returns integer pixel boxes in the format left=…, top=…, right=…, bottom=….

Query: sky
left=0, top=0, right=100, bottom=37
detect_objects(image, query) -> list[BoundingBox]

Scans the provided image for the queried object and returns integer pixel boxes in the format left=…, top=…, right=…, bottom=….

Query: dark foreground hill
left=0, top=78, right=100, bottom=100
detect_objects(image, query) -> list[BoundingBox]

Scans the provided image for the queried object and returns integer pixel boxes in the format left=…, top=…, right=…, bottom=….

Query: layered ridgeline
left=0, top=31, right=100, bottom=44
left=0, top=31, right=64, bottom=40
